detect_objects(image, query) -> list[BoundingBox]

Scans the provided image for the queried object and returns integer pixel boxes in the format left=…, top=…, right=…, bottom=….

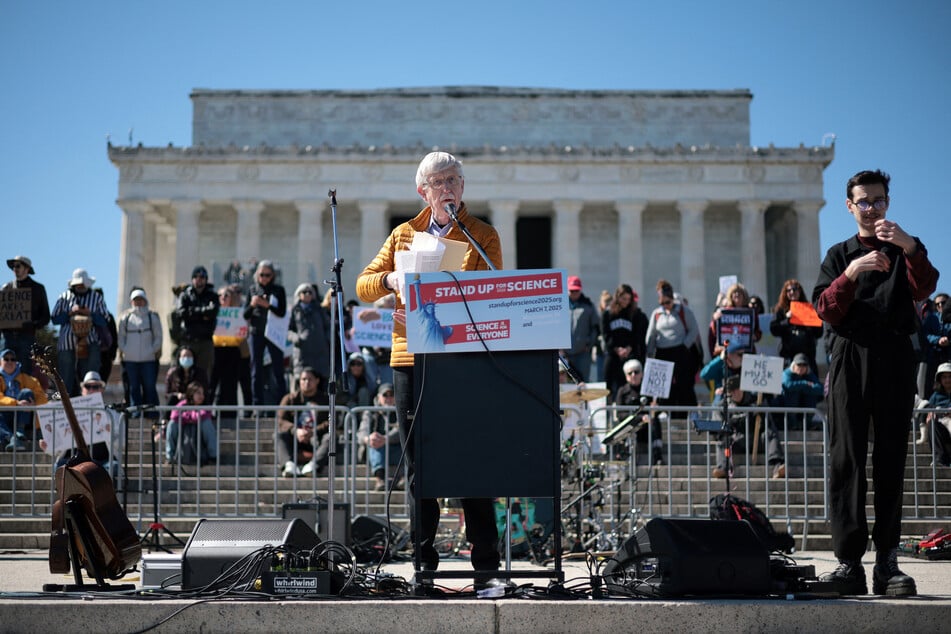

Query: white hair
left=415, top=151, right=463, bottom=189
left=623, top=359, right=643, bottom=374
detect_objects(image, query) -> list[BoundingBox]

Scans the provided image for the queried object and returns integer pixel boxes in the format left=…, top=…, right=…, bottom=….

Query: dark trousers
left=655, top=344, right=697, bottom=407
left=827, top=336, right=916, bottom=561
left=392, top=365, right=500, bottom=572
left=249, top=333, right=287, bottom=406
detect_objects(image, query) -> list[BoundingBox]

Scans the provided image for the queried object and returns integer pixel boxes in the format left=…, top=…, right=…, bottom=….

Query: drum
left=70, top=314, right=92, bottom=359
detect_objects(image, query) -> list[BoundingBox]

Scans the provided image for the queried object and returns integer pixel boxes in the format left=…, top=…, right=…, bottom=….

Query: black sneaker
left=872, top=549, right=917, bottom=596
left=819, top=559, right=867, bottom=595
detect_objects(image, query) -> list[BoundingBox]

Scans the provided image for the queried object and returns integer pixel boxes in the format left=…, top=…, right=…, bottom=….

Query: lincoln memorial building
left=108, top=87, right=833, bottom=358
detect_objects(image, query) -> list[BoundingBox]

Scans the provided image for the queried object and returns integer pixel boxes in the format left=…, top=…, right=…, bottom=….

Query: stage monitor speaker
left=181, top=518, right=319, bottom=590
left=603, top=518, right=771, bottom=597
left=351, top=514, right=410, bottom=552
left=282, top=502, right=351, bottom=545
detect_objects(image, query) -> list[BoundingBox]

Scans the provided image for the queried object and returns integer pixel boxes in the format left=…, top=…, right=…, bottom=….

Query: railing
left=3, top=402, right=950, bottom=547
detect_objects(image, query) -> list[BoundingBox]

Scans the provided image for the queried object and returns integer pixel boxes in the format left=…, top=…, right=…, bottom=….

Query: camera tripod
left=140, top=417, right=185, bottom=553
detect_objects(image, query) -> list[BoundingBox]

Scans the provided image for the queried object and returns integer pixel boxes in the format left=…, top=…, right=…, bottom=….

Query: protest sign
left=739, top=354, right=784, bottom=395
left=716, top=307, right=755, bottom=350
left=642, top=358, right=674, bottom=399
left=353, top=307, right=394, bottom=348
left=0, top=288, right=31, bottom=330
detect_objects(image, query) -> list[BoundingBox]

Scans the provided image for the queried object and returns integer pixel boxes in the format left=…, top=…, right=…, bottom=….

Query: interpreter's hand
left=392, top=309, right=406, bottom=326
left=874, top=219, right=916, bottom=254
left=845, top=250, right=891, bottom=282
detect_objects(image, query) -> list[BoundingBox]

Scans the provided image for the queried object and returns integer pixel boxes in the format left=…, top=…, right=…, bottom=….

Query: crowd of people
left=2, top=163, right=948, bottom=596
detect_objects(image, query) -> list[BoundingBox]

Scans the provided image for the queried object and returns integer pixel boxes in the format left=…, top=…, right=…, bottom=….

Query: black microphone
left=444, top=202, right=458, bottom=223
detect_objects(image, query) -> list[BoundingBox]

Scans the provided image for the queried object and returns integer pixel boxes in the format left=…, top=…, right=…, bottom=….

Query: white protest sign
left=352, top=307, right=394, bottom=348
left=739, top=354, right=784, bottom=395
left=641, top=358, right=675, bottom=399
left=265, top=295, right=291, bottom=352
left=36, top=392, right=105, bottom=455
left=718, top=275, right=738, bottom=297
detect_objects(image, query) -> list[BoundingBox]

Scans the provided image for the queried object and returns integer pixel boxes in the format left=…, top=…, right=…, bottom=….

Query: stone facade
left=109, top=87, right=832, bottom=360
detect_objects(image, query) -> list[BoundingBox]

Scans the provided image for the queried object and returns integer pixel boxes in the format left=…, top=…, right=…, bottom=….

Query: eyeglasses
left=851, top=198, right=888, bottom=212
left=425, top=174, right=462, bottom=190
left=626, top=370, right=642, bottom=375
left=258, top=272, right=273, bottom=279
left=381, top=392, right=394, bottom=398
left=83, top=384, right=104, bottom=390
left=1, top=356, right=15, bottom=362
left=300, top=290, right=313, bottom=295
left=12, top=263, right=25, bottom=270
left=786, top=285, right=801, bottom=292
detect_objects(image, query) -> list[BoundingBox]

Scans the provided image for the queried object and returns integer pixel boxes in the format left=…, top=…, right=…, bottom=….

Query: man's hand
left=295, top=427, right=312, bottom=443
left=367, top=431, right=386, bottom=449
left=70, top=305, right=90, bottom=316
left=874, top=219, right=917, bottom=255
left=845, top=250, right=891, bottom=281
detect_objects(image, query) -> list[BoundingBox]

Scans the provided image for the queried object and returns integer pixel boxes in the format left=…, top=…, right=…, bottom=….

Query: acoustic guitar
left=34, top=348, right=141, bottom=579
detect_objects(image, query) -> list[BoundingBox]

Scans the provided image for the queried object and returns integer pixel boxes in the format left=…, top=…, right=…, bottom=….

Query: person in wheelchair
left=611, top=359, right=664, bottom=465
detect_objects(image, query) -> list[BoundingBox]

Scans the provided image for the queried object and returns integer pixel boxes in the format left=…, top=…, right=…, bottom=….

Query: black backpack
left=710, top=493, right=795, bottom=553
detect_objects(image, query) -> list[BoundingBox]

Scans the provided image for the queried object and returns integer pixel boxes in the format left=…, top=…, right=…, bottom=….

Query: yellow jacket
left=356, top=203, right=502, bottom=368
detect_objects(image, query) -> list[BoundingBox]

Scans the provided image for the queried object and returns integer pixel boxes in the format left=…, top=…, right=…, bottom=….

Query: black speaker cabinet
left=181, top=518, right=319, bottom=590
left=282, top=501, right=351, bottom=545
left=351, top=514, right=410, bottom=551
left=603, top=518, right=771, bottom=597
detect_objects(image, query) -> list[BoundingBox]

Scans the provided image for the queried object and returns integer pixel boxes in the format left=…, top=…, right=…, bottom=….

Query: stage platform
left=0, top=548, right=949, bottom=633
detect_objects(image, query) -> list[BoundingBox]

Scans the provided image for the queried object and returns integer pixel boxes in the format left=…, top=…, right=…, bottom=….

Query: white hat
left=130, top=288, right=147, bottom=302
left=82, top=371, right=104, bottom=386
left=69, top=268, right=95, bottom=288
left=937, top=362, right=951, bottom=380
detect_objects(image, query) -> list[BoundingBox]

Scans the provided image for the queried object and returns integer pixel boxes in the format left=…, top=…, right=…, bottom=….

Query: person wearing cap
left=172, top=265, right=220, bottom=381
left=1, top=255, right=51, bottom=375
left=700, top=340, right=747, bottom=396
left=562, top=275, right=600, bottom=383
left=39, top=371, right=120, bottom=476
left=243, top=260, right=287, bottom=406
left=776, top=352, right=823, bottom=412
left=117, top=287, right=163, bottom=418
left=355, top=151, right=502, bottom=580
left=287, top=282, right=331, bottom=382
left=343, top=352, right=373, bottom=409
left=813, top=169, right=939, bottom=596
left=920, top=362, right=951, bottom=467
left=0, top=348, right=48, bottom=450
left=711, top=375, right=786, bottom=480
left=50, top=268, right=110, bottom=396
left=357, top=382, right=403, bottom=490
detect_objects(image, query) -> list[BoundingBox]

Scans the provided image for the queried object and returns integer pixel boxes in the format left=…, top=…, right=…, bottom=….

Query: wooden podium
left=413, top=349, right=563, bottom=584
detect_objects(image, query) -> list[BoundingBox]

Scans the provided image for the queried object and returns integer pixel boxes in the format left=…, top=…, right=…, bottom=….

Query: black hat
left=192, top=265, right=208, bottom=278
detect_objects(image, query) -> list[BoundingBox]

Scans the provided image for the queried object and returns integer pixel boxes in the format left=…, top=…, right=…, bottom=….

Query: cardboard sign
left=642, top=358, right=675, bottom=399
left=0, top=288, right=31, bottom=330
left=213, top=306, right=248, bottom=339
left=789, top=301, right=822, bottom=327
left=739, top=354, right=784, bottom=395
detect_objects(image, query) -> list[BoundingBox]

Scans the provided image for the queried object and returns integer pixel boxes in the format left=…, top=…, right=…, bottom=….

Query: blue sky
left=2, top=1, right=948, bottom=310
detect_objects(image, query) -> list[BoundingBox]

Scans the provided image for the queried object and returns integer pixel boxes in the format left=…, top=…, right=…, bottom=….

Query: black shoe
left=872, top=549, right=917, bottom=596
left=819, top=559, right=867, bottom=595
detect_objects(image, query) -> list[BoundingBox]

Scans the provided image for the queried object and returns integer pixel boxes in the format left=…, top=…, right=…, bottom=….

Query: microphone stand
left=320, top=188, right=348, bottom=544
left=445, top=204, right=496, bottom=272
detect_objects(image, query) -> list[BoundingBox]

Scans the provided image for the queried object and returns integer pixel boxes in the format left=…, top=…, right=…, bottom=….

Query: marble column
left=677, top=200, right=709, bottom=311
left=233, top=199, right=265, bottom=265
left=616, top=199, right=648, bottom=296
left=357, top=200, right=389, bottom=278
left=553, top=199, right=583, bottom=275
left=295, top=200, right=325, bottom=284
left=738, top=199, right=770, bottom=298
left=488, top=199, right=519, bottom=270
left=116, top=199, right=150, bottom=311
left=794, top=199, right=824, bottom=295
left=172, top=199, right=203, bottom=285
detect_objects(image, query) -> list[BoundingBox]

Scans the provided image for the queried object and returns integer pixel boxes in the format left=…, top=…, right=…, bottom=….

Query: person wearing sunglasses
left=814, top=169, right=939, bottom=597
left=1, top=256, right=50, bottom=376
left=0, top=348, right=48, bottom=451
left=243, top=260, right=287, bottom=406
left=612, top=359, right=664, bottom=465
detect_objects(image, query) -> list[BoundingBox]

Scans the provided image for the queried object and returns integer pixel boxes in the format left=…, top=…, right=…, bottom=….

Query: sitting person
left=344, top=352, right=374, bottom=408
left=39, top=371, right=122, bottom=478
left=700, top=341, right=747, bottom=396
left=166, top=381, right=218, bottom=465
left=611, top=359, right=664, bottom=465
left=357, top=382, right=403, bottom=490
left=276, top=367, right=330, bottom=477
left=920, top=362, right=951, bottom=467
left=0, top=347, right=48, bottom=450
left=712, top=376, right=786, bottom=480
left=772, top=353, right=824, bottom=430
left=165, top=345, right=210, bottom=406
